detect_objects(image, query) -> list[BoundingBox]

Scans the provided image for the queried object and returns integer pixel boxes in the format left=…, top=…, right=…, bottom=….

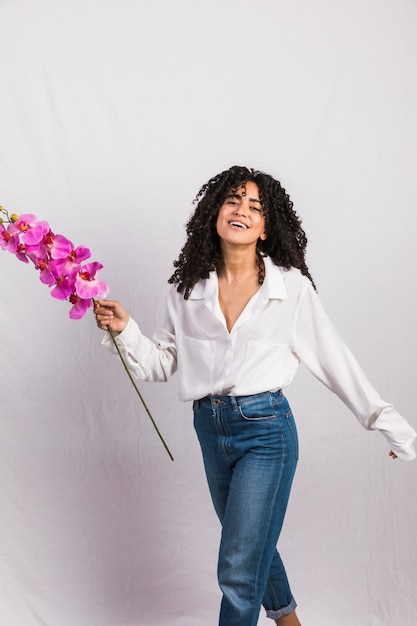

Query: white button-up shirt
left=103, top=256, right=416, bottom=460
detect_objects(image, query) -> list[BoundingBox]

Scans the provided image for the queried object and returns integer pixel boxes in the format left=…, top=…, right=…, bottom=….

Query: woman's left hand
left=389, top=450, right=398, bottom=460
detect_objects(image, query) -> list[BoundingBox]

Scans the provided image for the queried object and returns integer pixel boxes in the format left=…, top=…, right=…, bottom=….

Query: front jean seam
left=214, top=408, right=234, bottom=467
left=254, top=447, right=286, bottom=610
left=266, top=574, right=282, bottom=611
left=285, top=410, right=299, bottom=460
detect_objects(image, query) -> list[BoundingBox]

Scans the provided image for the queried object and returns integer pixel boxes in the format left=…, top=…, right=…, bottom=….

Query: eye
left=250, top=206, right=262, bottom=212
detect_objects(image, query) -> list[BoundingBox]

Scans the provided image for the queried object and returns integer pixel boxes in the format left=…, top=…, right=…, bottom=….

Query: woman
left=94, top=165, right=416, bottom=626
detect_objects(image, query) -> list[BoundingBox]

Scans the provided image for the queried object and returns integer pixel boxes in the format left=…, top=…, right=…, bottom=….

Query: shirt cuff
left=101, top=316, right=139, bottom=352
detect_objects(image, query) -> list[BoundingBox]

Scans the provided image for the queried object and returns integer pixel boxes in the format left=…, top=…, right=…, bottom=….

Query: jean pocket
left=238, top=396, right=277, bottom=422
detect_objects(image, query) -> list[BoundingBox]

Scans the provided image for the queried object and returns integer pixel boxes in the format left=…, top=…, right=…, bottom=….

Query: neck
left=219, top=244, right=260, bottom=283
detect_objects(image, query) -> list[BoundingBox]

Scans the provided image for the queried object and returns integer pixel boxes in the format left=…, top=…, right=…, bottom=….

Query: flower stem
left=107, top=324, right=174, bottom=461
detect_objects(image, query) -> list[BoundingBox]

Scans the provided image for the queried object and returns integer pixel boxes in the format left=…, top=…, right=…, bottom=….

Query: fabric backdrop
left=1, top=1, right=416, bottom=625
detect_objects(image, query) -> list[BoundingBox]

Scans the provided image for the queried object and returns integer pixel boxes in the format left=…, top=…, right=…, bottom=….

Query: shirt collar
left=261, top=256, right=288, bottom=300
left=188, top=256, right=288, bottom=301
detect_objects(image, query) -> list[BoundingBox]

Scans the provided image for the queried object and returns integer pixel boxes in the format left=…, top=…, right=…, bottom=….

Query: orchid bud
left=10, top=213, right=19, bottom=223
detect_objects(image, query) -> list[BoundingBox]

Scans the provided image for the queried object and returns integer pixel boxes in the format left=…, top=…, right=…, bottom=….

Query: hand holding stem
left=93, top=299, right=174, bottom=462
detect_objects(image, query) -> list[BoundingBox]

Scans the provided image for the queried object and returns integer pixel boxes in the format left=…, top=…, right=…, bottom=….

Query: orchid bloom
left=50, top=275, right=77, bottom=300
left=33, top=257, right=56, bottom=286
left=68, top=293, right=94, bottom=320
left=0, top=223, right=19, bottom=254
left=15, top=242, right=30, bottom=263
left=9, top=213, right=49, bottom=246
left=74, top=262, right=109, bottom=300
left=1, top=206, right=109, bottom=320
left=51, top=234, right=91, bottom=276
left=26, top=229, right=56, bottom=261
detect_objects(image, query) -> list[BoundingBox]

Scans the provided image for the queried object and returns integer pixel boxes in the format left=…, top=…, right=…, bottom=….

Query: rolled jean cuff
left=266, top=597, right=297, bottom=620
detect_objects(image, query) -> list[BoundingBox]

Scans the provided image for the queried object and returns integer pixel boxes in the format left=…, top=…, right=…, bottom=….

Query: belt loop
left=230, top=396, right=238, bottom=410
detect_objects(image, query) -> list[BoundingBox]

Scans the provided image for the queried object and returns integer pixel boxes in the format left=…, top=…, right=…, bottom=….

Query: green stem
left=107, top=325, right=174, bottom=461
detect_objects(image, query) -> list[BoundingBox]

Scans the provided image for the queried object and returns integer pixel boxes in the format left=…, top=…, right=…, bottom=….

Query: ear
left=260, top=231, right=267, bottom=241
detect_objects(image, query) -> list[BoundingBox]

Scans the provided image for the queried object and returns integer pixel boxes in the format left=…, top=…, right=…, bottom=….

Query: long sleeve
left=102, top=314, right=178, bottom=383
left=292, top=281, right=416, bottom=461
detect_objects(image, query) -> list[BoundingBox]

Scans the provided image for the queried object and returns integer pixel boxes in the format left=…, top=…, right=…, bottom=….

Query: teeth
left=229, top=221, right=247, bottom=229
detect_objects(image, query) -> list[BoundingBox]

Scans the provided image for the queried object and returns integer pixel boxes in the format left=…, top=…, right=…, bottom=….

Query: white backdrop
left=1, top=1, right=416, bottom=625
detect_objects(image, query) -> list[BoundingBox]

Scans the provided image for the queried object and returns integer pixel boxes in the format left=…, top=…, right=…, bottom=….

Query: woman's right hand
left=93, top=300, right=130, bottom=334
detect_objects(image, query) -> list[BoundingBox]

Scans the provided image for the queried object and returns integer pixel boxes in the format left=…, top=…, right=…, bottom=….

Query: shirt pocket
left=177, top=333, right=216, bottom=398
left=245, top=340, right=292, bottom=386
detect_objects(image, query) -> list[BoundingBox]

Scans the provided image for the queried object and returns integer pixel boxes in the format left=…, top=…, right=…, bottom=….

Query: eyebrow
left=226, top=192, right=262, bottom=205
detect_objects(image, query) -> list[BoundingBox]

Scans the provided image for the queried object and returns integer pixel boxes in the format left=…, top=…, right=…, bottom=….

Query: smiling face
left=215, top=181, right=267, bottom=250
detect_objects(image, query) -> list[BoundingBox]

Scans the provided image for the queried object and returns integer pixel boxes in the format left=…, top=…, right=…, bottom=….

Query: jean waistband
left=197, top=389, right=282, bottom=409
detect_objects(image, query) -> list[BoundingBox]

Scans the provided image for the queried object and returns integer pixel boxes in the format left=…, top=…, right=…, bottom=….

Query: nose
left=233, top=201, right=247, bottom=216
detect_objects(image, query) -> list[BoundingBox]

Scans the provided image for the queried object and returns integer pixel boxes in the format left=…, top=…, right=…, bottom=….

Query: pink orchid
left=15, top=242, right=30, bottom=263
left=50, top=233, right=73, bottom=259
left=1, top=208, right=106, bottom=321
left=74, top=262, right=109, bottom=300
left=33, top=257, right=56, bottom=286
left=0, top=205, right=173, bottom=460
left=51, top=234, right=91, bottom=275
left=68, top=293, right=94, bottom=320
left=50, top=274, right=77, bottom=300
left=26, top=230, right=56, bottom=261
left=0, top=224, right=19, bottom=254
left=9, top=213, right=49, bottom=246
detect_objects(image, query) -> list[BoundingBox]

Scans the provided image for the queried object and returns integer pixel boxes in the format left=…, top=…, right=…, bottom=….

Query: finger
left=94, top=301, right=117, bottom=314
left=94, top=316, right=111, bottom=326
left=97, top=323, right=107, bottom=330
left=94, top=308, right=113, bottom=320
left=95, top=299, right=119, bottom=308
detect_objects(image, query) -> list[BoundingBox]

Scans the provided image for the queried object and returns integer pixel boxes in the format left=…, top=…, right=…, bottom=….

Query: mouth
left=228, top=221, right=248, bottom=229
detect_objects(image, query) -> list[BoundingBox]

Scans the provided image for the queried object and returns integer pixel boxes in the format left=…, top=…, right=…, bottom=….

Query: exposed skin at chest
left=218, top=270, right=261, bottom=333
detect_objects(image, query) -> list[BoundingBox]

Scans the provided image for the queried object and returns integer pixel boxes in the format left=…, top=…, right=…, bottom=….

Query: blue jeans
left=193, top=390, right=298, bottom=626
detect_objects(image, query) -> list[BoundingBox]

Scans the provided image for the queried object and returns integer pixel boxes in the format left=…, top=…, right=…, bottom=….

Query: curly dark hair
left=169, top=165, right=316, bottom=297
